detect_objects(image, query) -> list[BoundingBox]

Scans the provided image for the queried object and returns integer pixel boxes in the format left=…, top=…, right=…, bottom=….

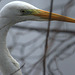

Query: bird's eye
left=20, top=10, right=25, bottom=13
left=20, top=9, right=33, bottom=15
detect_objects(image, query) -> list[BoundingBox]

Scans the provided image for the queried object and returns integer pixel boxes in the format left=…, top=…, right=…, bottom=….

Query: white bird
left=0, top=1, right=75, bottom=75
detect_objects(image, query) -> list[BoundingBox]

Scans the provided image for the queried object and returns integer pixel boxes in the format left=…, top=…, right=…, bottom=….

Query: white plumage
left=0, top=1, right=75, bottom=75
left=0, top=1, right=39, bottom=75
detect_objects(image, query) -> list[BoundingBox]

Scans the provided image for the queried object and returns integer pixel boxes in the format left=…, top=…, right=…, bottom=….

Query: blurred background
left=0, top=0, right=75, bottom=75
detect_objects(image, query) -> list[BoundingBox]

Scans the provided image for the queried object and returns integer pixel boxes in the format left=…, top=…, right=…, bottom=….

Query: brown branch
left=43, top=0, right=54, bottom=75
left=12, top=25, right=75, bottom=35
left=10, top=63, right=25, bottom=75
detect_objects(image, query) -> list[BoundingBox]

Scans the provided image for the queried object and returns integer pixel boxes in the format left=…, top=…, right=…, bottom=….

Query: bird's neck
left=0, top=18, right=22, bottom=75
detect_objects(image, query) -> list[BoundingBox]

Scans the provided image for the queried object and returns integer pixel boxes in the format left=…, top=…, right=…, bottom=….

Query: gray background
left=0, top=0, right=75, bottom=75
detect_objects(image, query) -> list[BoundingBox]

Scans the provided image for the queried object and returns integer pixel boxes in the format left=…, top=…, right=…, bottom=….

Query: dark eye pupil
left=21, top=10, right=24, bottom=13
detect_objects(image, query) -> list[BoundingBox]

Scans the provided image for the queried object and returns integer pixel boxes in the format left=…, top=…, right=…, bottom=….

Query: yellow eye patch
left=20, top=9, right=40, bottom=15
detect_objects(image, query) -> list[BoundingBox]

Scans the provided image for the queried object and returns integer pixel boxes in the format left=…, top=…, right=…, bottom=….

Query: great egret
left=0, top=1, right=75, bottom=75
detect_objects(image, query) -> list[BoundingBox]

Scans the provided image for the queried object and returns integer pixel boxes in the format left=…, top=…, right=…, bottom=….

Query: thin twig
left=43, top=0, right=54, bottom=75
left=12, top=26, right=75, bottom=35
left=10, top=63, right=25, bottom=75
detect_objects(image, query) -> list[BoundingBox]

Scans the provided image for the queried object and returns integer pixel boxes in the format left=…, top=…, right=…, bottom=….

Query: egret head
left=0, top=1, right=75, bottom=24
left=0, top=1, right=51, bottom=23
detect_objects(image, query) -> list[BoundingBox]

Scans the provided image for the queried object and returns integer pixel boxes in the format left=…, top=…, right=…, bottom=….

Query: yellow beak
left=34, top=9, right=75, bottom=23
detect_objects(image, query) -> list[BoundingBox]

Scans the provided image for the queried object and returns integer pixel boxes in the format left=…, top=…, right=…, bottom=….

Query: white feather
left=0, top=1, right=39, bottom=75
